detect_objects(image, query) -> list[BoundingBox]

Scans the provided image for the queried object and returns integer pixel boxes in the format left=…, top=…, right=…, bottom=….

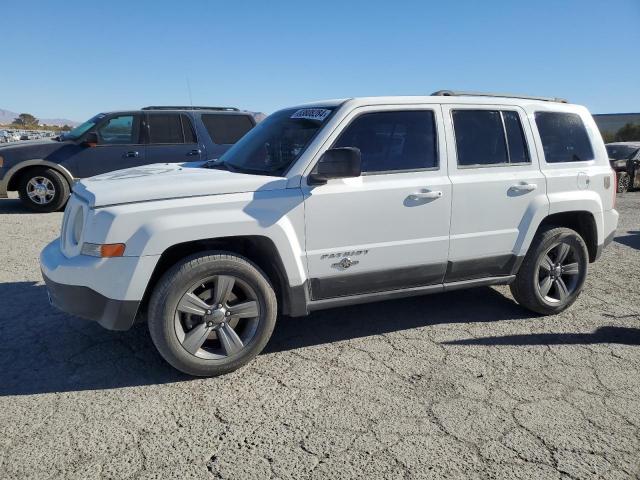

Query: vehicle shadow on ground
left=615, top=231, right=640, bottom=251
left=0, top=198, right=36, bottom=214
left=0, top=281, right=531, bottom=396
left=265, top=287, right=531, bottom=354
left=442, top=325, right=640, bottom=346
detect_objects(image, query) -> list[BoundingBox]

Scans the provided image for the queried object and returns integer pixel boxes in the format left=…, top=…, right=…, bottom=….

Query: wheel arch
left=534, top=211, right=599, bottom=262
left=139, top=235, right=298, bottom=317
left=5, top=159, right=74, bottom=191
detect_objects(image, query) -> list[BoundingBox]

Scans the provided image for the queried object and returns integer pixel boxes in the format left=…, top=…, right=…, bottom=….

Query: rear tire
left=510, top=226, right=588, bottom=315
left=148, top=251, right=277, bottom=376
left=17, top=167, right=70, bottom=212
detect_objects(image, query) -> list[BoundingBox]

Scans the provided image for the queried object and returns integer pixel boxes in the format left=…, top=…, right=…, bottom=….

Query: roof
left=288, top=93, right=580, bottom=111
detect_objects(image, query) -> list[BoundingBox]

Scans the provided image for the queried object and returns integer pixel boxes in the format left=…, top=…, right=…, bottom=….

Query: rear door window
left=535, top=112, right=594, bottom=163
left=452, top=110, right=531, bottom=166
left=502, top=111, right=530, bottom=164
left=148, top=114, right=184, bottom=144
left=202, top=114, right=254, bottom=144
left=452, top=110, right=508, bottom=166
left=181, top=114, right=197, bottom=143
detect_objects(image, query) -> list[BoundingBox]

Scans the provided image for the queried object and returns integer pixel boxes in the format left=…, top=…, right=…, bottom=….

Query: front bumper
left=40, top=239, right=160, bottom=331
left=42, top=272, right=140, bottom=330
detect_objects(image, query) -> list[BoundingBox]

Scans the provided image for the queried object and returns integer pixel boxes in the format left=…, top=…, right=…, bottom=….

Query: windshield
left=606, top=145, right=638, bottom=160
left=220, top=107, right=335, bottom=174
left=62, top=113, right=106, bottom=140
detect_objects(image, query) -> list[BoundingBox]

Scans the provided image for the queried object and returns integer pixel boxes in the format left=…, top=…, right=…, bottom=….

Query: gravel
left=1, top=191, right=639, bottom=479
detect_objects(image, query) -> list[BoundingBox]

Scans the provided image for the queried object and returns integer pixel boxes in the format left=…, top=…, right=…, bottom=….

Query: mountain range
left=0, top=108, right=79, bottom=127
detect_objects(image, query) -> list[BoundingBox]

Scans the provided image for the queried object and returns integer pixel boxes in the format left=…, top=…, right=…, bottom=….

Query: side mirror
left=309, top=147, right=361, bottom=184
left=83, top=132, right=98, bottom=146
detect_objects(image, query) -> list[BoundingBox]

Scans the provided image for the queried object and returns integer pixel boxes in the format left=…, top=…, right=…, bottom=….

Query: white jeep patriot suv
left=40, top=91, right=619, bottom=376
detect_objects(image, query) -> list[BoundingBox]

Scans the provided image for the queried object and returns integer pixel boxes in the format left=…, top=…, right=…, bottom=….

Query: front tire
left=148, top=252, right=277, bottom=376
left=17, top=167, right=70, bottom=212
left=510, top=227, right=588, bottom=315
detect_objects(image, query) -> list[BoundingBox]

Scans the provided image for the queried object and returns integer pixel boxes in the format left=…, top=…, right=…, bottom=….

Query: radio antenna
left=186, top=77, right=194, bottom=109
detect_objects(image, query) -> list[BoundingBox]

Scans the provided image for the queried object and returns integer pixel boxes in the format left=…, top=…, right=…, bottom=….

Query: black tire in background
left=616, top=172, right=630, bottom=193
left=148, top=251, right=277, bottom=376
left=510, top=226, right=589, bottom=315
left=17, top=167, right=70, bottom=212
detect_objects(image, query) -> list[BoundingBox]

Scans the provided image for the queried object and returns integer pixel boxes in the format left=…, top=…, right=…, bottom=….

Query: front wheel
left=148, top=252, right=277, bottom=376
left=510, top=227, right=588, bottom=315
left=17, top=167, right=70, bottom=212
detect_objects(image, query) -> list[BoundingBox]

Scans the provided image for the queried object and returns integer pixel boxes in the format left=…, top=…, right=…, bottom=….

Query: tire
left=510, top=226, right=589, bottom=315
left=148, top=251, right=277, bottom=376
left=17, top=167, right=70, bottom=212
left=616, top=173, right=630, bottom=193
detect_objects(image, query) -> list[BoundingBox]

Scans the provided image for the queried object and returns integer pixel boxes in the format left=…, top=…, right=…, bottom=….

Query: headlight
left=71, top=207, right=84, bottom=245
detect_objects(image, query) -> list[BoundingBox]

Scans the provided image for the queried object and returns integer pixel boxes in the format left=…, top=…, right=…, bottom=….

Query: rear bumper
left=42, top=272, right=140, bottom=330
left=595, top=209, right=619, bottom=261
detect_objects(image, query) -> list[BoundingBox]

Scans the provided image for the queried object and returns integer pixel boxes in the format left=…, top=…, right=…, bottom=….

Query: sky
left=1, top=0, right=639, bottom=122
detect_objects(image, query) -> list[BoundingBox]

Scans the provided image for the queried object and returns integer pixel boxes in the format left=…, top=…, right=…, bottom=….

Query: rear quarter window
left=535, top=111, right=594, bottom=163
left=202, top=114, right=254, bottom=145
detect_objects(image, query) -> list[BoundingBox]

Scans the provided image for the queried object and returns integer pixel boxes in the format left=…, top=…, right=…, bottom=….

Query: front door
left=144, top=113, right=203, bottom=163
left=302, top=107, right=451, bottom=300
left=441, top=104, right=548, bottom=281
left=75, top=113, right=146, bottom=177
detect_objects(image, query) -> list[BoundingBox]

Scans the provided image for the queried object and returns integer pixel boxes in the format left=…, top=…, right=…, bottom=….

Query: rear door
left=442, top=104, right=548, bottom=281
left=145, top=113, right=203, bottom=163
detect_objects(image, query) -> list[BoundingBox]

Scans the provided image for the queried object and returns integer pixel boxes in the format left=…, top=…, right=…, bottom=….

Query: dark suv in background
left=606, top=142, right=640, bottom=193
left=0, top=106, right=261, bottom=212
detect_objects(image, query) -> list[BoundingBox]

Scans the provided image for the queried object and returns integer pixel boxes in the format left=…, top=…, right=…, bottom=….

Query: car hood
left=74, top=162, right=288, bottom=208
left=0, top=138, right=71, bottom=165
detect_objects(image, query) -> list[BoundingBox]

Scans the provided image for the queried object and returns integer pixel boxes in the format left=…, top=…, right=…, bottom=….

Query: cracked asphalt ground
left=0, top=192, right=639, bottom=480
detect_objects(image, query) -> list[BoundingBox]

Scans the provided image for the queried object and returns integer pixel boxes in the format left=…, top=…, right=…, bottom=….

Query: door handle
left=409, top=189, right=443, bottom=200
left=187, top=149, right=202, bottom=157
left=123, top=151, right=139, bottom=158
left=509, top=182, right=537, bottom=193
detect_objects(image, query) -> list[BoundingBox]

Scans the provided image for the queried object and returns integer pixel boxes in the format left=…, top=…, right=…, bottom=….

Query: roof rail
left=141, top=106, right=240, bottom=111
left=431, top=90, right=568, bottom=104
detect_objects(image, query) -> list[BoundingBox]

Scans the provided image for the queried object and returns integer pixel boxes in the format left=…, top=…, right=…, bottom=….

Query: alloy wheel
left=174, top=275, right=260, bottom=359
left=537, top=241, right=581, bottom=304
left=26, top=176, right=56, bottom=205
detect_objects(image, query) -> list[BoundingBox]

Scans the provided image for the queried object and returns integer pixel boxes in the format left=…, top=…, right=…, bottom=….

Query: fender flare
left=2, top=159, right=75, bottom=193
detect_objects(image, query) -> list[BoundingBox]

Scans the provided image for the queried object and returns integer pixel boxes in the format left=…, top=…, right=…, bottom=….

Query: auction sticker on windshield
left=290, top=108, right=332, bottom=122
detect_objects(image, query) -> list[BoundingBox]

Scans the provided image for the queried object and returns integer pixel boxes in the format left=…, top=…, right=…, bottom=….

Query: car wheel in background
left=17, top=167, right=70, bottom=212
left=616, top=173, right=630, bottom=193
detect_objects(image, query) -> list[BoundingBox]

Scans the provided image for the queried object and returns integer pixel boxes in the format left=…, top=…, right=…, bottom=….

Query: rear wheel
left=17, top=167, right=70, bottom=212
left=510, top=227, right=588, bottom=315
left=148, top=252, right=277, bottom=376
